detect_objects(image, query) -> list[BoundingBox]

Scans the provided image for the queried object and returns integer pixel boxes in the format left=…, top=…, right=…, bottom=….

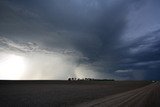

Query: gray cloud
left=0, top=36, right=116, bottom=80
left=0, top=0, right=160, bottom=80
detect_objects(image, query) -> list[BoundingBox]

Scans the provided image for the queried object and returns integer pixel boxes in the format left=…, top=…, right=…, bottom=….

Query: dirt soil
left=0, top=80, right=151, bottom=107
left=76, top=82, right=160, bottom=107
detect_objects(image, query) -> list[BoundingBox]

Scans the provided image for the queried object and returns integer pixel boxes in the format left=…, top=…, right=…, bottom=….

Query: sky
left=0, top=0, right=160, bottom=80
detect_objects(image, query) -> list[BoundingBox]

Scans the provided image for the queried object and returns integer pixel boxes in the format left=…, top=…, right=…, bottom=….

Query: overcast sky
left=0, top=0, right=160, bottom=80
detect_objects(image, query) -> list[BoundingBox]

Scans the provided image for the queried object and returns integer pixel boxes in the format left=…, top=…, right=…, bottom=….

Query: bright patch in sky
left=0, top=54, right=27, bottom=80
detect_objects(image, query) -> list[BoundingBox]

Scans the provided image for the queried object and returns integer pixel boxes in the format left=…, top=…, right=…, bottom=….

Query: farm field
left=0, top=80, right=152, bottom=107
left=77, top=81, right=160, bottom=107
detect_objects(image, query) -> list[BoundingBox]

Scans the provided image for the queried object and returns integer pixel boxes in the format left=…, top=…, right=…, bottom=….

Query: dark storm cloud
left=0, top=0, right=130, bottom=59
left=0, top=0, right=160, bottom=80
left=116, top=29, right=160, bottom=80
left=130, top=29, right=160, bottom=63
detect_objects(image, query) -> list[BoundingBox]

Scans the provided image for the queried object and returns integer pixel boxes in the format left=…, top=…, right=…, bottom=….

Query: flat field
left=77, top=82, right=160, bottom=107
left=0, top=80, right=152, bottom=107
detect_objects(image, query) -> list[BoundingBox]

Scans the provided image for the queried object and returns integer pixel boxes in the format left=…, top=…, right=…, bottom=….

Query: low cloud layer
left=0, top=37, right=113, bottom=80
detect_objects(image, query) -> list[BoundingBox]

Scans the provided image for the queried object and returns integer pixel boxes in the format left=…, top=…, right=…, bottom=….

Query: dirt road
left=77, top=82, right=160, bottom=107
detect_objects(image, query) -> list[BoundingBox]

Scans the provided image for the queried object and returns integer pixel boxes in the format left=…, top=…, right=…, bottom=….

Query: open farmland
left=0, top=81, right=152, bottom=107
left=77, top=81, right=160, bottom=107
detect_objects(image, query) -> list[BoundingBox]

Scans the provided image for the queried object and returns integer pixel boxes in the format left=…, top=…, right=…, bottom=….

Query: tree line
left=68, top=78, right=115, bottom=81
